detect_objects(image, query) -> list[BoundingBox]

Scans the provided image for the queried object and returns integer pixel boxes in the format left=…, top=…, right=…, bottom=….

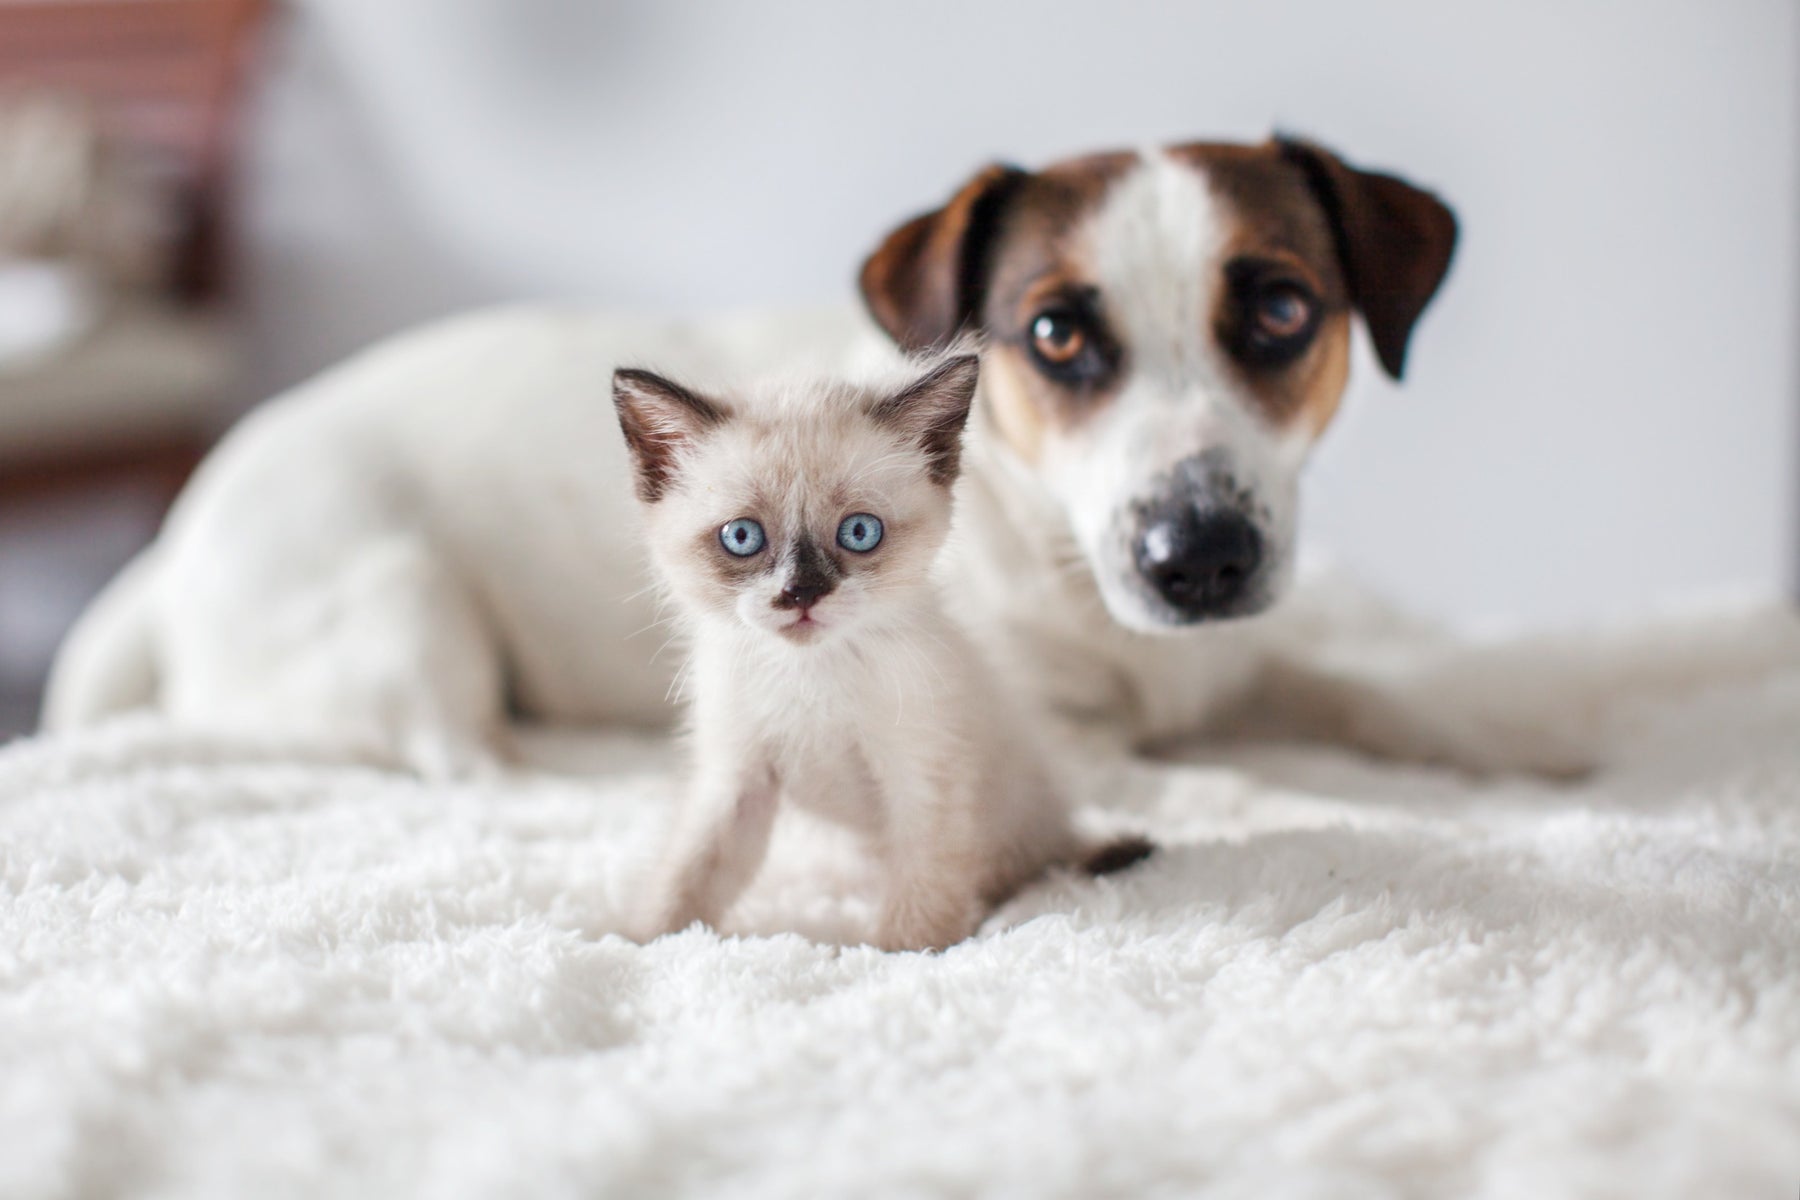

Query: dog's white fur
left=44, top=150, right=1585, bottom=777
left=622, top=358, right=1083, bottom=950
left=1060, top=154, right=1310, bottom=632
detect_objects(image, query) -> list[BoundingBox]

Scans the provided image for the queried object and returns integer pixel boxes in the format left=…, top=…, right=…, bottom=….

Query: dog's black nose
left=775, top=582, right=832, bottom=610
left=1135, top=508, right=1263, bottom=617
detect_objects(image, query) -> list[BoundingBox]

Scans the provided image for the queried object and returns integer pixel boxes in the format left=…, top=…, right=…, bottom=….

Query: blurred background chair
left=0, top=0, right=263, bottom=734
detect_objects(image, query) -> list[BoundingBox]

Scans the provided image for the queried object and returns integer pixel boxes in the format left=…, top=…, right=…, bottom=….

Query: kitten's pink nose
left=775, top=582, right=832, bottom=611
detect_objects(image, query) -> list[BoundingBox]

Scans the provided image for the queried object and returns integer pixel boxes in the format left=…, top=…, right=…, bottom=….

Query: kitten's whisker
left=650, top=630, right=688, bottom=667
left=664, top=654, right=696, bottom=704
left=620, top=578, right=666, bottom=605
left=624, top=612, right=680, bottom=642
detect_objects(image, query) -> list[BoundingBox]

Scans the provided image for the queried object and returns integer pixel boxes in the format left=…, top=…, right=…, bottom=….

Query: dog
left=43, top=135, right=1586, bottom=777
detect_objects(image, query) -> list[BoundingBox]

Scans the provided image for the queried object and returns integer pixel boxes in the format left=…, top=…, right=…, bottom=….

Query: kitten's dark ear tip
left=873, top=352, right=984, bottom=486
left=611, top=367, right=670, bottom=407
left=610, top=368, right=728, bottom=503
left=611, top=368, right=644, bottom=412
left=610, top=369, right=728, bottom=425
left=944, top=353, right=981, bottom=383
left=924, top=353, right=981, bottom=404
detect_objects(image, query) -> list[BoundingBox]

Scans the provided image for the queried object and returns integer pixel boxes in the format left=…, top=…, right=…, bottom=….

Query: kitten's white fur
left=617, top=356, right=1084, bottom=951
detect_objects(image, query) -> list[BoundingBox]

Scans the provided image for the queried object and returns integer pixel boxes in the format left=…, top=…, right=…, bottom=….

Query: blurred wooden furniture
left=0, top=1, right=266, bottom=735
left=0, top=0, right=264, bottom=300
left=0, top=0, right=264, bottom=503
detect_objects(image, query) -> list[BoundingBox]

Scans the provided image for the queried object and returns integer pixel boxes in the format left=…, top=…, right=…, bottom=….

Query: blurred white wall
left=240, top=0, right=1799, bottom=629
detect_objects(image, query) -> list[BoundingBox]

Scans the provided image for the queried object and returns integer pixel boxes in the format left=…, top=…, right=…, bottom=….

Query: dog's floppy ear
left=868, top=354, right=981, bottom=485
left=859, top=164, right=1027, bottom=353
left=1277, top=138, right=1459, bottom=380
left=612, top=368, right=730, bottom=503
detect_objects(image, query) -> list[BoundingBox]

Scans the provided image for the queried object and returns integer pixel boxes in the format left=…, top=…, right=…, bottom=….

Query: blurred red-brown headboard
left=0, top=0, right=266, bottom=299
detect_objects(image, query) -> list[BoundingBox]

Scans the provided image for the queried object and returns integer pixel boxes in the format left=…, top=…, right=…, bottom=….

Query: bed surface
left=5, top=590, right=1800, bottom=1198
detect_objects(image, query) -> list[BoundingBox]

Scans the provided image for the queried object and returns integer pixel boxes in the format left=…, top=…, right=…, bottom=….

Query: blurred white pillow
left=0, top=258, right=98, bottom=374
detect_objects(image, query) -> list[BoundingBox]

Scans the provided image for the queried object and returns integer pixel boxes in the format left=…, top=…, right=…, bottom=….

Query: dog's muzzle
left=1130, top=452, right=1268, bottom=620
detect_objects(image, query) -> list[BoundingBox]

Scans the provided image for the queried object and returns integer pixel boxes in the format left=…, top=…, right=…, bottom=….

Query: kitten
left=613, top=354, right=1133, bottom=951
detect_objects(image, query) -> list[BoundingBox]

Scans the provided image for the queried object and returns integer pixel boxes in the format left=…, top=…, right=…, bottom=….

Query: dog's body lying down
left=44, top=137, right=1587, bottom=777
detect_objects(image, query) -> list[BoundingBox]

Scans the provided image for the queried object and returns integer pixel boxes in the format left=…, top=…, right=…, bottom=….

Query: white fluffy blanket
left=5, top=595, right=1800, bottom=1198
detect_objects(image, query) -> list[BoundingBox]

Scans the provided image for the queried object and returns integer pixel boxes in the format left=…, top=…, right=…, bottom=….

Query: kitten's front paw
left=624, top=898, right=699, bottom=946
left=620, top=918, right=668, bottom=946
left=873, top=896, right=982, bottom=953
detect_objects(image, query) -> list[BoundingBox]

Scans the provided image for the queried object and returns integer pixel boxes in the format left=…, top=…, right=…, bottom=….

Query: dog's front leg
left=634, top=759, right=779, bottom=941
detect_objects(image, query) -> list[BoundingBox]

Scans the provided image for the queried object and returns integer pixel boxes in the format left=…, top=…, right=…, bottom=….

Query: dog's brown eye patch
left=1220, top=257, right=1325, bottom=370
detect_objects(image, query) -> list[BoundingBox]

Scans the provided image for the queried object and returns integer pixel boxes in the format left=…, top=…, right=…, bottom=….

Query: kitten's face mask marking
left=613, top=357, right=979, bottom=648
left=702, top=514, right=858, bottom=643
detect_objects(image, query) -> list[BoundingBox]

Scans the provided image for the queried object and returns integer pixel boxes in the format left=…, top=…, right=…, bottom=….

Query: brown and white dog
left=42, top=136, right=1583, bottom=776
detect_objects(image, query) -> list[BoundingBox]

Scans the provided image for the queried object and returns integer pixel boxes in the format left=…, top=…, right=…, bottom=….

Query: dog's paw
left=1348, top=697, right=1599, bottom=781
left=1448, top=723, right=1597, bottom=781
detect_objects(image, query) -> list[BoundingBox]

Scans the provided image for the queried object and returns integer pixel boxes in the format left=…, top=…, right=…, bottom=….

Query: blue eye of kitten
left=836, top=513, right=883, bottom=553
left=719, top=518, right=765, bottom=557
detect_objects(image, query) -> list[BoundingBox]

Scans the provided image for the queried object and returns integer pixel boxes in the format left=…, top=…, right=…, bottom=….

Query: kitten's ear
left=870, top=354, right=980, bottom=485
left=612, top=368, right=730, bottom=502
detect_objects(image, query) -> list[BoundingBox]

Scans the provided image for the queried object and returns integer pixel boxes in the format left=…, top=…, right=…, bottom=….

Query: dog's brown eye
left=1024, top=298, right=1117, bottom=386
left=1222, top=258, right=1321, bottom=370
left=1255, top=287, right=1312, bottom=339
left=1030, top=311, right=1086, bottom=365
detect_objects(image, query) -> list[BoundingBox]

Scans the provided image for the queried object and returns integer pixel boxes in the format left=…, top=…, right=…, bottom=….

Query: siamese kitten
left=614, top=355, right=1138, bottom=951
